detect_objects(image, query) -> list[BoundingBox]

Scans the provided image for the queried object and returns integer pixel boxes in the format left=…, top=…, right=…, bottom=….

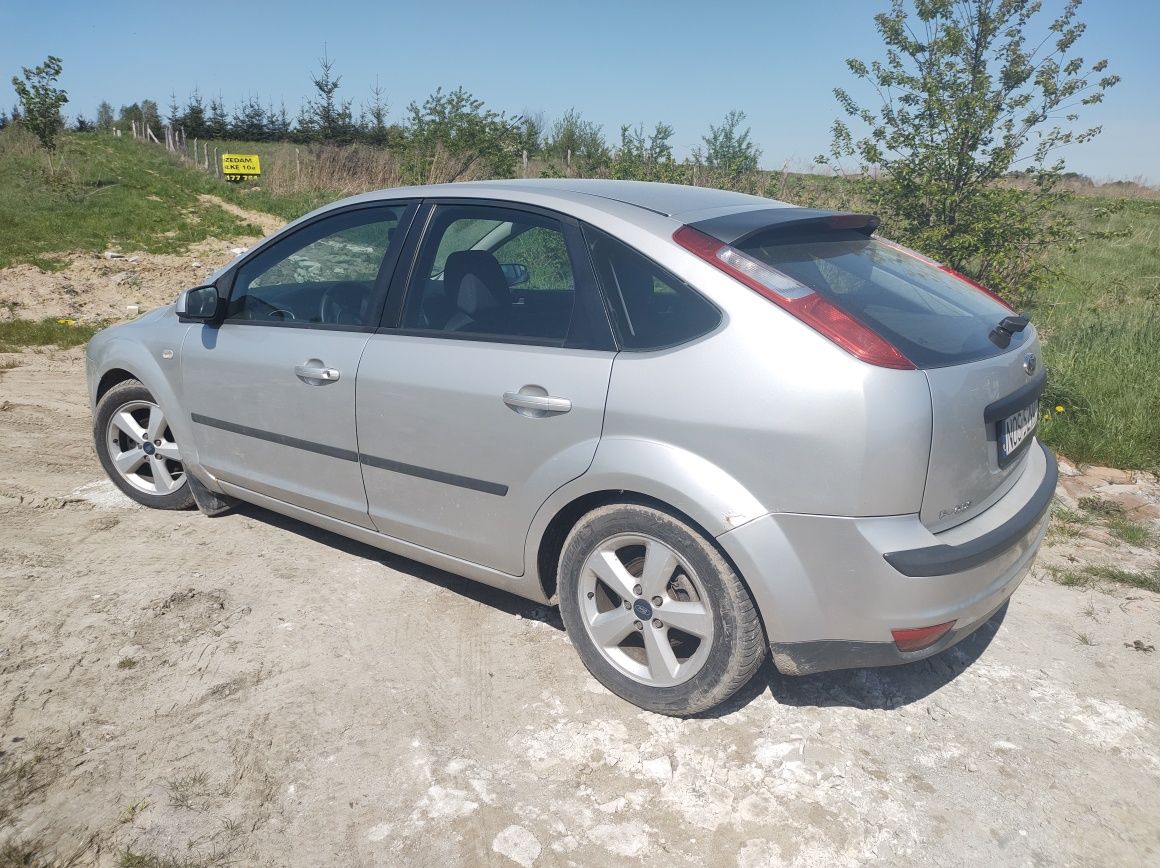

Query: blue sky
left=2, top=0, right=1156, bottom=181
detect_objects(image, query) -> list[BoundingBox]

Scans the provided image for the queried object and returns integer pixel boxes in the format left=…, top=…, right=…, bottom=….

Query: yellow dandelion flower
left=1055, top=405, right=1065, bottom=413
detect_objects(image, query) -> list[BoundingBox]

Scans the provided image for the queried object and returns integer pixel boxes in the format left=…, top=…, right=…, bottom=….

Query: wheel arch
left=89, top=338, right=202, bottom=471
left=95, top=367, right=138, bottom=403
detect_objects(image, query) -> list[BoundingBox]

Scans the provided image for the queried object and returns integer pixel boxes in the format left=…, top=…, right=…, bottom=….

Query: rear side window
left=735, top=230, right=1020, bottom=367
left=585, top=228, right=720, bottom=350
left=402, top=205, right=578, bottom=345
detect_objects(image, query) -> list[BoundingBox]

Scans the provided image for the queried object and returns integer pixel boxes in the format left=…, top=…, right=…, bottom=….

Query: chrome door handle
left=295, top=364, right=341, bottom=383
left=503, top=391, right=572, bottom=416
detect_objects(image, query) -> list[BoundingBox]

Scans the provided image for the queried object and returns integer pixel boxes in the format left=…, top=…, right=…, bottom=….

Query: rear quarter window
left=584, top=227, right=720, bottom=351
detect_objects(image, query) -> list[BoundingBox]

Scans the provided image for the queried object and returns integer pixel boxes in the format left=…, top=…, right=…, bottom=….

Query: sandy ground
left=0, top=347, right=1157, bottom=866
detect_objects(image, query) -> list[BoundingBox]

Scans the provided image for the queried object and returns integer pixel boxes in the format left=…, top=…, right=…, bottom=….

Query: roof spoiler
left=688, top=208, right=880, bottom=247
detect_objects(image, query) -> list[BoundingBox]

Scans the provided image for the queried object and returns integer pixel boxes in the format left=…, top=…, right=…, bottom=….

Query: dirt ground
left=1, top=345, right=1158, bottom=867
left=0, top=195, right=280, bottom=324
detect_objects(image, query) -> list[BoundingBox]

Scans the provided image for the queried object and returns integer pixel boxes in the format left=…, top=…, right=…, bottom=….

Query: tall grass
left=1032, top=198, right=1160, bottom=469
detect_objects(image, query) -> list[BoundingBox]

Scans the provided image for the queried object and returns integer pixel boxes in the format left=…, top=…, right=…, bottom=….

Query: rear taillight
left=673, top=226, right=915, bottom=370
left=891, top=621, right=956, bottom=653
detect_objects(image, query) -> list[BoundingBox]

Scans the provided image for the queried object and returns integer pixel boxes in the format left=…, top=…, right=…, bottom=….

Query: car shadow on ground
left=234, top=503, right=565, bottom=632
left=233, top=504, right=1005, bottom=715
left=702, top=604, right=1009, bottom=718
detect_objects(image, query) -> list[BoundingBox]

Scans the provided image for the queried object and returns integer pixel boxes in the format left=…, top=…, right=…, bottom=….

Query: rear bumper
left=717, top=441, right=1054, bottom=676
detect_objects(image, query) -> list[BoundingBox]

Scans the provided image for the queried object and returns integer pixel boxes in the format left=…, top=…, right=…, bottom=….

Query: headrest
left=445, top=251, right=510, bottom=315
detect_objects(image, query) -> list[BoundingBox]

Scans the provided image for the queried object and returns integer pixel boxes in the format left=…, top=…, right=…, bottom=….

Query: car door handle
left=295, top=364, right=341, bottom=383
left=503, top=391, right=572, bottom=416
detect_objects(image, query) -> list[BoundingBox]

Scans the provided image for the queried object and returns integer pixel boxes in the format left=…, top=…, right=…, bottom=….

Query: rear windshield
left=735, top=230, right=1023, bottom=368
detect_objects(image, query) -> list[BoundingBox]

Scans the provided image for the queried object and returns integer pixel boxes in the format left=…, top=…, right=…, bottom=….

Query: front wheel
left=558, top=503, right=765, bottom=716
left=94, top=379, right=195, bottom=510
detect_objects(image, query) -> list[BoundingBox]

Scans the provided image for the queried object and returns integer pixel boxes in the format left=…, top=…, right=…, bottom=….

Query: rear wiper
left=988, top=315, right=1029, bottom=349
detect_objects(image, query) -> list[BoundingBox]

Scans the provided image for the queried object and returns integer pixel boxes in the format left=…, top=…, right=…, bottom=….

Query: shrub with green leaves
left=11, top=55, right=69, bottom=151
left=823, top=0, right=1119, bottom=303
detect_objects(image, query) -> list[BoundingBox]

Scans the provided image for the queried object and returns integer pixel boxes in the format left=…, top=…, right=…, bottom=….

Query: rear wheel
left=558, top=503, right=765, bottom=716
left=94, top=380, right=195, bottom=510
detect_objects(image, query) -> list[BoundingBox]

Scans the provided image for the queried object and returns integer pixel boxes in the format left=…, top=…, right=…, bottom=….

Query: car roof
left=337, top=178, right=797, bottom=223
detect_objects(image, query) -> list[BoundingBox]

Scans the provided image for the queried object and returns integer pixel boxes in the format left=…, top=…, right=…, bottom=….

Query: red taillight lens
left=891, top=621, right=956, bottom=653
left=673, top=225, right=914, bottom=370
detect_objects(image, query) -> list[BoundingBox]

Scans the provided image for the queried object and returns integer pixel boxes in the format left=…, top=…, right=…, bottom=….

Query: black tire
left=93, top=379, right=195, bottom=510
left=558, top=503, right=766, bottom=716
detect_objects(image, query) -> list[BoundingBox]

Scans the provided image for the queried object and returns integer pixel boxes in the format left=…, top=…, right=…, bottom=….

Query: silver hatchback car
left=87, top=180, right=1055, bottom=715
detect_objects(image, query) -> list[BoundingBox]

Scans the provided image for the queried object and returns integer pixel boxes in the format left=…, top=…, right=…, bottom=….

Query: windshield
left=735, top=230, right=1023, bottom=368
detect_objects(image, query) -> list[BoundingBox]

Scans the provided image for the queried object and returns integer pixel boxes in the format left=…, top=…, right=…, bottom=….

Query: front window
left=227, top=206, right=408, bottom=327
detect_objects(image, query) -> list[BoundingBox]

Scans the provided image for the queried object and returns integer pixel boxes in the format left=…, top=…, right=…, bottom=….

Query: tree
left=610, top=122, right=681, bottom=182
left=206, top=95, right=228, bottom=139
left=177, top=91, right=208, bottom=139
left=96, top=100, right=114, bottom=131
left=231, top=95, right=269, bottom=140
left=140, top=99, right=161, bottom=137
left=402, top=86, right=521, bottom=182
left=117, top=102, right=142, bottom=135
left=11, top=55, right=69, bottom=150
left=266, top=101, right=291, bottom=139
left=826, top=0, right=1119, bottom=299
left=363, top=78, right=390, bottom=146
left=544, top=108, right=607, bottom=166
left=74, top=114, right=94, bottom=132
left=299, top=51, right=356, bottom=143
left=695, top=110, right=761, bottom=179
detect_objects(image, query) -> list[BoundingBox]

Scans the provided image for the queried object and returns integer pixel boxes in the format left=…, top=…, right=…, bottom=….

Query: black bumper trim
left=771, top=599, right=1012, bottom=676
left=883, top=443, right=1057, bottom=578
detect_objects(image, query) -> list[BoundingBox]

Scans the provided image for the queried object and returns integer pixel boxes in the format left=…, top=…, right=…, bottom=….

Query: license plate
left=997, top=402, right=1038, bottom=465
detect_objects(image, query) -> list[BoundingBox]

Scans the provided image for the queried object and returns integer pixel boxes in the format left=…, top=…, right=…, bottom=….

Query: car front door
left=355, top=202, right=616, bottom=574
left=181, top=203, right=414, bottom=527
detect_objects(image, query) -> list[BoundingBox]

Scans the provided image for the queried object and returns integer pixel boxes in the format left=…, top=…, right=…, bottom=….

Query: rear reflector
left=891, top=621, right=956, bottom=653
left=673, top=225, right=915, bottom=370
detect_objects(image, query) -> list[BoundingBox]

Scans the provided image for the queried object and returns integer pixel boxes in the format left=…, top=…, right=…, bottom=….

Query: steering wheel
left=319, top=282, right=368, bottom=325
left=267, top=308, right=296, bottom=321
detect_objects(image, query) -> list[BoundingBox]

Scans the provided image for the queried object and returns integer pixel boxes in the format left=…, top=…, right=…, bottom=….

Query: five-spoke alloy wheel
left=94, top=379, right=195, bottom=510
left=559, top=503, right=766, bottom=716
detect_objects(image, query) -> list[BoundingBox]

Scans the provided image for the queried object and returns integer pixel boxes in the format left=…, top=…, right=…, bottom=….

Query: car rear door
left=354, top=201, right=615, bottom=575
left=181, top=203, right=414, bottom=527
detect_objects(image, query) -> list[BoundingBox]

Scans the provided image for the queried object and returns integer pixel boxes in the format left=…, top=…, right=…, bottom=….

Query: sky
left=2, top=0, right=1157, bottom=182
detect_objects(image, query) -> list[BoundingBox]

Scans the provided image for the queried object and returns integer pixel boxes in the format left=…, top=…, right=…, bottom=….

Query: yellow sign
left=221, top=153, right=261, bottom=181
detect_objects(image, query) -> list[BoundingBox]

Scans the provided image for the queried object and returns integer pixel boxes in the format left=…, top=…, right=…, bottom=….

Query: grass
left=163, top=770, right=212, bottom=810
left=1077, top=496, right=1123, bottom=517
left=0, top=128, right=267, bottom=269
left=1106, top=516, right=1154, bottom=547
left=1048, top=563, right=1160, bottom=593
left=0, top=318, right=104, bottom=352
left=1033, top=196, right=1160, bottom=470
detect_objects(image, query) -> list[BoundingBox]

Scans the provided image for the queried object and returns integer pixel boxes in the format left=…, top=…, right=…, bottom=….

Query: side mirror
left=500, top=262, right=530, bottom=287
left=176, top=284, right=223, bottom=322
